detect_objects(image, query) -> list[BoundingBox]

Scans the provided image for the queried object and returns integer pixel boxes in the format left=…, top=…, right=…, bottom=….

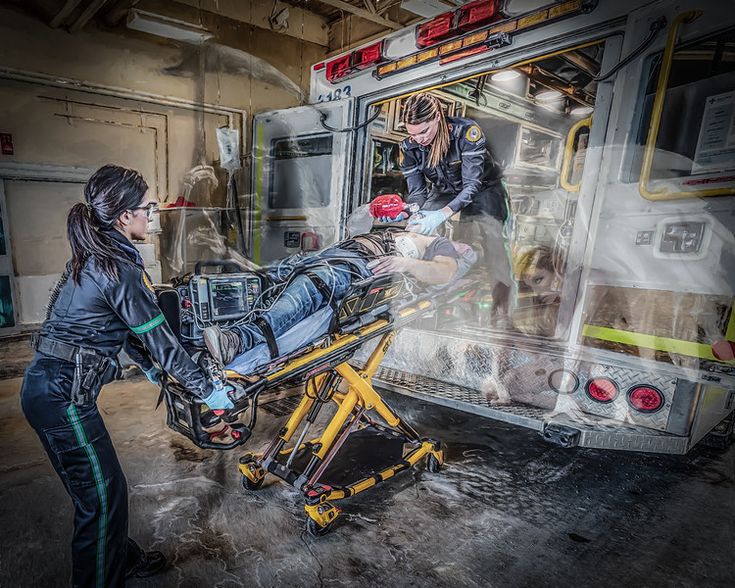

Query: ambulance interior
left=367, top=42, right=604, bottom=340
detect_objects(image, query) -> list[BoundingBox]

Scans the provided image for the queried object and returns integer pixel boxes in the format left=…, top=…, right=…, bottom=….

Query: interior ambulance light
left=416, top=12, right=454, bottom=48
left=627, top=385, right=664, bottom=413
left=491, top=69, right=521, bottom=82
left=536, top=89, right=563, bottom=102
left=456, top=0, right=500, bottom=32
left=325, top=54, right=352, bottom=83
left=585, top=378, right=619, bottom=403
left=571, top=105, right=594, bottom=116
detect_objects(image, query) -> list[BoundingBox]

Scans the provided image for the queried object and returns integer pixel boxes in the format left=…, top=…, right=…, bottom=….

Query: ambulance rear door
left=250, top=100, right=355, bottom=264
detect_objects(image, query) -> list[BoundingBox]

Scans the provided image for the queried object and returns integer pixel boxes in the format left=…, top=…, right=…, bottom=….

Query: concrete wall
left=0, top=2, right=328, bottom=327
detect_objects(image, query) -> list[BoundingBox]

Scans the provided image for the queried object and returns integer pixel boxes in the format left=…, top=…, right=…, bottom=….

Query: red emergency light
left=627, top=385, right=664, bottom=413
left=352, top=41, right=384, bottom=70
left=325, top=41, right=384, bottom=83
left=416, top=12, right=454, bottom=48
left=325, top=54, right=352, bottom=83
left=456, top=0, right=500, bottom=32
left=585, top=378, right=619, bottom=403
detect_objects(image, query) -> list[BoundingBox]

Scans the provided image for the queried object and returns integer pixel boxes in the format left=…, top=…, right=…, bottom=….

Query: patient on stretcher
left=203, top=227, right=476, bottom=368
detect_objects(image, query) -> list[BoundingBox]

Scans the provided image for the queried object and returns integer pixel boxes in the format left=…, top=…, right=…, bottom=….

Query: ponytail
left=67, top=164, right=149, bottom=284
left=67, top=202, right=120, bottom=284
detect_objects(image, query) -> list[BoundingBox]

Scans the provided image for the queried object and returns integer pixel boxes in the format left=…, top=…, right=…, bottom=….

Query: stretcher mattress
left=224, top=306, right=334, bottom=374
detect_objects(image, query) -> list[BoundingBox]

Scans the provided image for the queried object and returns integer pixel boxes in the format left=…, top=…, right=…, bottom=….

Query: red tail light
left=627, top=385, right=664, bottom=413
left=456, top=0, right=500, bottom=32
left=352, top=41, right=384, bottom=70
left=585, top=378, right=619, bottom=403
left=416, top=13, right=454, bottom=48
left=325, top=54, right=351, bottom=83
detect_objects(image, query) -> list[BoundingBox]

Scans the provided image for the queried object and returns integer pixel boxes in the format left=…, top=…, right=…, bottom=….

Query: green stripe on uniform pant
left=67, top=404, right=109, bottom=588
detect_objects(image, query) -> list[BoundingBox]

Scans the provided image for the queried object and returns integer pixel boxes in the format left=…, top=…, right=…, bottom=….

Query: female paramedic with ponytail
left=395, top=92, right=513, bottom=322
left=20, top=164, right=233, bottom=587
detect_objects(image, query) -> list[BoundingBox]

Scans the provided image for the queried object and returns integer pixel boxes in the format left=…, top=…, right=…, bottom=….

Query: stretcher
left=159, top=272, right=474, bottom=534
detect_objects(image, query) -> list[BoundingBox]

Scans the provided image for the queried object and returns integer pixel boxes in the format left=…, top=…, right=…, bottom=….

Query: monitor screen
left=210, top=281, right=246, bottom=318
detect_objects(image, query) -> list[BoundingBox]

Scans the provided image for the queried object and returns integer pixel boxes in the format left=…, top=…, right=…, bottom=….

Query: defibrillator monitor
left=189, top=274, right=263, bottom=323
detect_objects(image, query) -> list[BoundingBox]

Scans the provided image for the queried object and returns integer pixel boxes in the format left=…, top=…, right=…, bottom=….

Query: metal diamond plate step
left=371, top=367, right=690, bottom=454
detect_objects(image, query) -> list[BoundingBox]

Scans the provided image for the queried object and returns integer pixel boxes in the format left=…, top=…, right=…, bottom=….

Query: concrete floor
left=1, top=370, right=734, bottom=587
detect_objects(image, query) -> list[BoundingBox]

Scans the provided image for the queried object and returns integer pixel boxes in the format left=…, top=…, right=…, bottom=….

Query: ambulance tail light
left=585, top=378, right=619, bottom=403
left=456, top=0, right=500, bottom=32
left=352, top=41, right=384, bottom=70
left=416, top=12, right=454, bottom=48
left=627, top=385, right=664, bottom=413
left=325, top=54, right=352, bottom=83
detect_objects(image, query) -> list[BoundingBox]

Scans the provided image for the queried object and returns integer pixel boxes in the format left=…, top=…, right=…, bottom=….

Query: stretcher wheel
left=427, top=454, right=442, bottom=473
left=241, top=472, right=264, bottom=491
left=306, top=516, right=335, bottom=537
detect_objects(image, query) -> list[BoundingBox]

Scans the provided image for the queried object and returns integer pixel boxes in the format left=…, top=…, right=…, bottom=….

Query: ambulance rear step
left=372, top=368, right=691, bottom=454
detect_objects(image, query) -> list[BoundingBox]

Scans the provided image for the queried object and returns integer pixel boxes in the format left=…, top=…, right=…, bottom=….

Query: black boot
left=125, top=550, right=167, bottom=579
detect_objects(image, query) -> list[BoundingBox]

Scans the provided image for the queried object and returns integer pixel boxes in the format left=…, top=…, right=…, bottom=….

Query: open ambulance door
left=250, top=100, right=355, bottom=264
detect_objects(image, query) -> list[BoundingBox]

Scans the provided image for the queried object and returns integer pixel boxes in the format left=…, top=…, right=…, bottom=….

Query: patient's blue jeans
left=232, top=248, right=371, bottom=353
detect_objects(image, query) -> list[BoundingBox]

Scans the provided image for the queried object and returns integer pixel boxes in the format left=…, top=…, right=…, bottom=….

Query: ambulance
left=248, top=0, right=735, bottom=453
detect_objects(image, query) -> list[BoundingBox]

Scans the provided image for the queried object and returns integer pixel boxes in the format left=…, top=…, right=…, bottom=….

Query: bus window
left=366, top=41, right=605, bottom=340
left=629, top=28, right=735, bottom=195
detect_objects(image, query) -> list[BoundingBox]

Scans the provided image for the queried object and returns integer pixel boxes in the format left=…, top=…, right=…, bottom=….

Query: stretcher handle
left=194, top=260, right=243, bottom=274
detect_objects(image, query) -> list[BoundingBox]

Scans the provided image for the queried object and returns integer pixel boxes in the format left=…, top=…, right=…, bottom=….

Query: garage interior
left=0, top=1, right=733, bottom=586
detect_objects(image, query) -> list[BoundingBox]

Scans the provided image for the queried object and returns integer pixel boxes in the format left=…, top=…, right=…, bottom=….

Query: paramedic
left=396, top=92, right=513, bottom=321
left=203, top=226, right=476, bottom=366
left=20, top=164, right=233, bottom=587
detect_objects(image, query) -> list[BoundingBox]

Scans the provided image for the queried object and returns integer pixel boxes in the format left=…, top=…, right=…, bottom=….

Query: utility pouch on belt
left=34, top=335, right=114, bottom=407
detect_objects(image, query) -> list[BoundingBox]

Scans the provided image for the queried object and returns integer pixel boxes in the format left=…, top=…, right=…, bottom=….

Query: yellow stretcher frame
left=638, top=10, right=734, bottom=201
left=225, top=297, right=443, bottom=535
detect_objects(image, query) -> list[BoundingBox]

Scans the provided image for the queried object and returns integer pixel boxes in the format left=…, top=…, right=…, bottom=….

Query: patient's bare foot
left=203, top=326, right=241, bottom=366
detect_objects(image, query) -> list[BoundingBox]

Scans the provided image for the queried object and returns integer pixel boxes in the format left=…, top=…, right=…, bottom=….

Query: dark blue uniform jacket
left=42, top=230, right=211, bottom=399
left=400, top=116, right=507, bottom=221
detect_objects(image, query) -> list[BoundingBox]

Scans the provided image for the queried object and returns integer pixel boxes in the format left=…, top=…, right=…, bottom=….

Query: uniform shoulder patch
left=142, top=271, right=155, bottom=293
left=465, top=125, right=482, bottom=142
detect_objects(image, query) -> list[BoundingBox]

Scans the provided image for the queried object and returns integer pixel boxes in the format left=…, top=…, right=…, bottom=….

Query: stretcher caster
left=427, top=454, right=442, bottom=473
left=426, top=443, right=445, bottom=473
left=304, top=502, right=341, bottom=537
left=239, top=455, right=265, bottom=491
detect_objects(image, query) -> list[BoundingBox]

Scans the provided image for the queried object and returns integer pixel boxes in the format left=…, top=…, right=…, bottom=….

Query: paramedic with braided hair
left=397, top=92, right=513, bottom=323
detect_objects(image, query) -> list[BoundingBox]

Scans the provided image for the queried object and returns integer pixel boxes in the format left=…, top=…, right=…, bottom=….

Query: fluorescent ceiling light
left=491, top=69, right=521, bottom=82
left=400, top=0, right=450, bottom=18
left=536, top=89, right=563, bottom=102
left=127, top=9, right=213, bottom=44
left=571, top=105, right=594, bottom=116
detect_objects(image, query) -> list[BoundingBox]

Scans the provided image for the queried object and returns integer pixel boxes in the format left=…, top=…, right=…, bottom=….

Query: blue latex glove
left=378, top=211, right=409, bottom=223
left=202, top=382, right=235, bottom=410
left=406, top=209, right=448, bottom=235
left=143, top=366, right=163, bottom=385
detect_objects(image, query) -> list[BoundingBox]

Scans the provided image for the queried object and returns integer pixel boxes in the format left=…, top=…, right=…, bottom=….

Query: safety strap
left=304, top=270, right=342, bottom=333
left=254, top=317, right=279, bottom=359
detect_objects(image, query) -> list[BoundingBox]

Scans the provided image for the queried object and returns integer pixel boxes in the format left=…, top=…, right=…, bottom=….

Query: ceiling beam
left=50, top=0, right=84, bottom=28
left=317, top=0, right=402, bottom=30
left=69, top=0, right=112, bottom=32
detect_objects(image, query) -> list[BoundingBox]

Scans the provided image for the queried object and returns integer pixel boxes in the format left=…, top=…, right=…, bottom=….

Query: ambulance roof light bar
left=375, top=0, right=595, bottom=80
left=324, top=40, right=386, bottom=84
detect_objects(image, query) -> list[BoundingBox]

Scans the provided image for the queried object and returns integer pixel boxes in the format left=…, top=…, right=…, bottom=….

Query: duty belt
left=32, top=334, right=115, bottom=406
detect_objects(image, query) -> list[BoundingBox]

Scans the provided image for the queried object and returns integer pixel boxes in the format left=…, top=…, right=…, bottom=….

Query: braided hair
left=67, top=164, right=148, bottom=284
left=402, top=93, right=450, bottom=168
